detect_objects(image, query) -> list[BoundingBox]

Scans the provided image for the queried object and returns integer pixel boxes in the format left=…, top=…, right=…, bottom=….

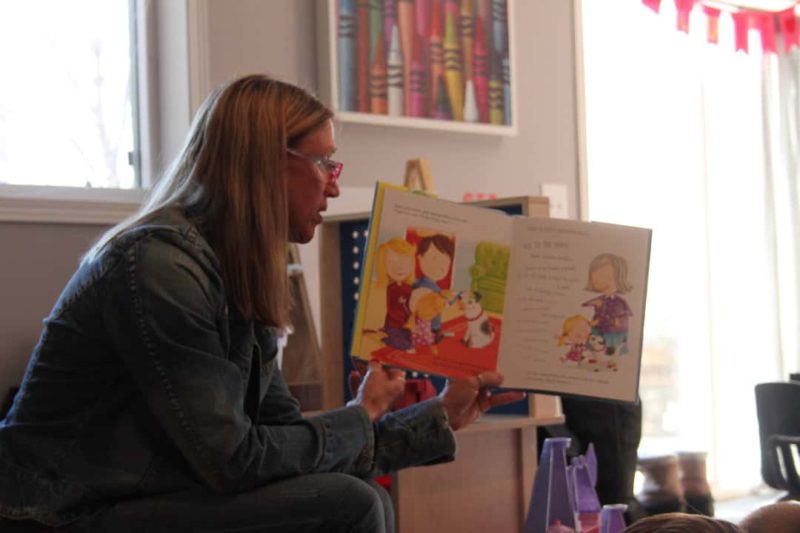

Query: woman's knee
left=324, top=474, right=393, bottom=533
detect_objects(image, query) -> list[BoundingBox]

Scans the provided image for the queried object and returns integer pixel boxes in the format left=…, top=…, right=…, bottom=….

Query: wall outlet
left=540, top=183, right=569, bottom=219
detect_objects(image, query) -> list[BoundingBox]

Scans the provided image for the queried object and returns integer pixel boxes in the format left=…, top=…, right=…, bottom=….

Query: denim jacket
left=0, top=209, right=456, bottom=527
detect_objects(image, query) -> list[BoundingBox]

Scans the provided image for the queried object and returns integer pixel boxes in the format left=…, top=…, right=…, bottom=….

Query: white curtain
left=580, top=1, right=800, bottom=494
left=762, top=48, right=800, bottom=379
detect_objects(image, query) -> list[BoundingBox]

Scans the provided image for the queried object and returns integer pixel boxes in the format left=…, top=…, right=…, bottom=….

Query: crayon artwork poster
left=335, top=0, right=513, bottom=126
left=352, top=185, right=513, bottom=379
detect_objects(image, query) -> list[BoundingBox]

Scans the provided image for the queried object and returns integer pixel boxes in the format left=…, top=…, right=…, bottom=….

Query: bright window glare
left=0, top=0, right=136, bottom=188
left=582, top=1, right=769, bottom=493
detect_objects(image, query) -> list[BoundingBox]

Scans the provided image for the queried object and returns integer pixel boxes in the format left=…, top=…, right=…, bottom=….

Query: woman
left=582, top=253, right=633, bottom=357
left=0, top=75, right=524, bottom=532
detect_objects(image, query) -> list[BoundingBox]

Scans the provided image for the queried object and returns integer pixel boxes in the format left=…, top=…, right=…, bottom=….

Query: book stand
left=402, top=157, right=436, bottom=194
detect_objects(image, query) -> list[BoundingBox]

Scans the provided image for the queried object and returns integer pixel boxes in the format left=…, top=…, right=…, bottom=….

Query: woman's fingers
left=487, top=390, right=527, bottom=409
left=385, top=367, right=406, bottom=381
left=474, top=372, right=504, bottom=389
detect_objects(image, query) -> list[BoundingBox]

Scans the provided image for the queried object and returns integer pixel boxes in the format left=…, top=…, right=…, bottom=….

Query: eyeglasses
left=286, top=148, right=343, bottom=183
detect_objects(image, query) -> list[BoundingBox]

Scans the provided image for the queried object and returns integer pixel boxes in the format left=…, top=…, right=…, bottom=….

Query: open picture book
left=350, top=182, right=652, bottom=403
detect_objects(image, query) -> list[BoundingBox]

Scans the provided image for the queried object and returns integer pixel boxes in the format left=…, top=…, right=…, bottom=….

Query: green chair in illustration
left=469, top=241, right=511, bottom=314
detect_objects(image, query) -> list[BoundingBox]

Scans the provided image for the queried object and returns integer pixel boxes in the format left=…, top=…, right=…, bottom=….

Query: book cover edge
left=349, top=181, right=407, bottom=360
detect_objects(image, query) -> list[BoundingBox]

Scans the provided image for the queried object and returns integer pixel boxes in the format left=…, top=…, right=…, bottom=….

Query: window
left=0, top=0, right=138, bottom=189
left=579, top=1, right=788, bottom=495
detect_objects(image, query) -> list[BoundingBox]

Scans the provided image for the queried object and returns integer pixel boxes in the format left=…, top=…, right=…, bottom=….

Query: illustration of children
left=412, top=292, right=449, bottom=355
left=409, top=233, right=455, bottom=343
left=375, top=237, right=416, bottom=351
left=557, top=315, right=592, bottom=364
left=582, top=253, right=633, bottom=357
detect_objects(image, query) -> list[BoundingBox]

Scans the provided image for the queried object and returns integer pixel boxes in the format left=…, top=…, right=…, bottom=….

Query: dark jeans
left=2, top=474, right=394, bottom=533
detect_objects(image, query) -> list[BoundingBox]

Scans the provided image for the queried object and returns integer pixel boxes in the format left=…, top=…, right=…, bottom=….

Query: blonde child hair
left=558, top=315, right=592, bottom=346
left=375, top=237, right=416, bottom=288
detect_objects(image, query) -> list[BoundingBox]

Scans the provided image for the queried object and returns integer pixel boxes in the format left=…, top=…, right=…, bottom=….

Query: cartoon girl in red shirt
left=375, top=237, right=416, bottom=351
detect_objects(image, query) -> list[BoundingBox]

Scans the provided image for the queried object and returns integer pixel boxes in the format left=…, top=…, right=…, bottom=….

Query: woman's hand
left=346, top=361, right=406, bottom=422
left=439, top=372, right=527, bottom=431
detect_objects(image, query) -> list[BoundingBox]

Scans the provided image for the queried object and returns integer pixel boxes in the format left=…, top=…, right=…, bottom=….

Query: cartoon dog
left=587, top=333, right=606, bottom=356
left=586, top=333, right=617, bottom=371
left=457, top=290, right=495, bottom=349
left=412, top=292, right=448, bottom=354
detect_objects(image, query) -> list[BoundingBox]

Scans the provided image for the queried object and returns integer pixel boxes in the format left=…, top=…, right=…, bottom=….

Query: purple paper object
left=525, top=439, right=626, bottom=533
left=524, top=437, right=575, bottom=533
left=600, top=504, right=628, bottom=533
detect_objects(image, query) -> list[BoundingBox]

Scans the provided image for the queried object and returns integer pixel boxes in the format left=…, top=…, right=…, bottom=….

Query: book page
left=352, top=184, right=513, bottom=379
left=498, top=218, right=651, bottom=402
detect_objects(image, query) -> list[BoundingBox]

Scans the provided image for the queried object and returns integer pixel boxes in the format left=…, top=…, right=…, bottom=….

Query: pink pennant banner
left=779, top=8, right=800, bottom=52
left=758, top=13, right=778, bottom=54
left=642, top=0, right=662, bottom=14
left=638, top=0, right=800, bottom=55
left=732, top=11, right=750, bottom=53
left=675, top=0, right=696, bottom=33
left=702, top=6, right=721, bottom=44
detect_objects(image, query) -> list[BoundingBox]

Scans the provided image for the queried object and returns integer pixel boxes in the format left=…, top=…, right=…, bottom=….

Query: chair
left=468, top=241, right=510, bottom=314
left=754, top=381, right=800, bottom=500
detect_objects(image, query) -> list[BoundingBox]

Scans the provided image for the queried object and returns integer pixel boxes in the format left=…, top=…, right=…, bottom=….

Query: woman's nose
left=326, top=180, right=340, bottom=198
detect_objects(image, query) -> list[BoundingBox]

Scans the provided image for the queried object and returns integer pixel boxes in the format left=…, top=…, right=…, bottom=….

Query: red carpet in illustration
left=369, top=315, right=503, bottom=379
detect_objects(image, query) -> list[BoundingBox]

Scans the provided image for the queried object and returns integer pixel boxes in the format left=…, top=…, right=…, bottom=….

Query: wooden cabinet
left=392, top=414, right=562, bottom=533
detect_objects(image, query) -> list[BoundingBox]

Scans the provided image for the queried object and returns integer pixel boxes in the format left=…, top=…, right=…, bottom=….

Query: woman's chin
left=289, top=226, right=316, bottom=244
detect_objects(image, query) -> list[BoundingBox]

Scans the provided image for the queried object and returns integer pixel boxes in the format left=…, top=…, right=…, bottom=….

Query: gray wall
left=0, top=0, right=580, bottom=399
left=0, top=223, right=109, bottom=399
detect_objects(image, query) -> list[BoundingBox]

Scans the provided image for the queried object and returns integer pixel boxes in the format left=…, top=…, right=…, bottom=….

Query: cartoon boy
left=409, top=234, right=455, bottom=343
left=375, top=237, right=416, bottom=351
left=582, top=253, right=633, bottom=356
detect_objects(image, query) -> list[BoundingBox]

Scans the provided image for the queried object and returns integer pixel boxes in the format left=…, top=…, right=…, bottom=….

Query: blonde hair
left=585, top=253, right=633, bottom=294
left=375, top=238, right=416, bottom=288
left=85, top=74, right=333, bottom=327
left=558, top=314, right=591, bottom=346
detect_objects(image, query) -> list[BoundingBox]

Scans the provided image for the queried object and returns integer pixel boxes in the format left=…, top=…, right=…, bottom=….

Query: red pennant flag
left=675, top=0, right=696, bottom=33
left=703, top=6, right=721, bottom=44
left=732, top=12, right=750, bottom=53
left=758, top=13, right=777, bottom=54
left=779, top=8, right=800, bottom=52
left=642, top=0, right=662, bottom=13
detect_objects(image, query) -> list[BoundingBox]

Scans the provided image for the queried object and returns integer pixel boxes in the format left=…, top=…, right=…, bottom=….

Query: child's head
left=417, top=234, right=454, bottom=282
left=416, top=292, right=447, bottom=321
left=623, top=512, right=741, bottom=532
left=376, top=237, right=416, bottom=287
left=739, top=501, right=800, bottom=533
left=586, top=253, right=633, bottom=294
left=558, top=315, right=592, bottom=346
